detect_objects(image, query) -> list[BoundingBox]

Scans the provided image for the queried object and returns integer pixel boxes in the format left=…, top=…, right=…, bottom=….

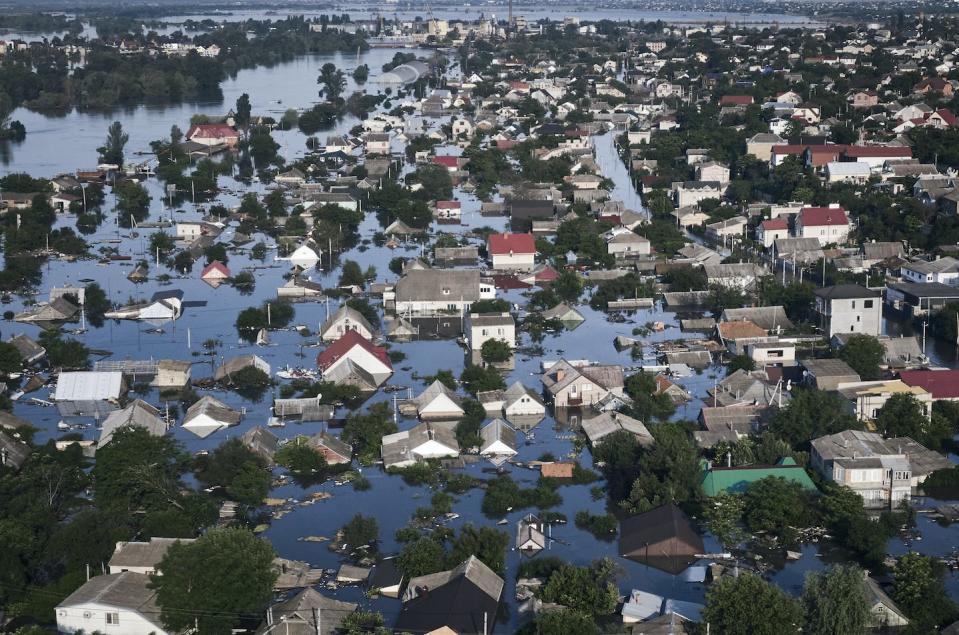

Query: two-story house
left=796, top=206, right=851, bottom=245
left=541, top=359, right=625, bottom=407
left=811, top=430, right=951, bottom=508
left=813, top=284, right=882, bottom=337
left=466, top=312, right=516, bottom=351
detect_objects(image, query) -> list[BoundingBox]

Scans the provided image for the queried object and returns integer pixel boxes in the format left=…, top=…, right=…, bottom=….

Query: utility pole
left=312, top=607, right=320, bottom=635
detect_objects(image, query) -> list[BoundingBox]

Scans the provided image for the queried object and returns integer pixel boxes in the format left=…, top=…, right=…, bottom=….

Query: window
left=864, top=300, right=873, bottom=308
left=106, top=613, right=120, bottom=625
left=851, top=300, right=856, bottom=309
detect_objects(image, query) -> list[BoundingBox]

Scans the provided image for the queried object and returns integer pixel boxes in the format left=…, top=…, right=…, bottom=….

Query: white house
left=466, top=312, right=516, bottom=351
left=316, top=331, right=393, bottom=389
left=480, top=418, right=518, bottom=463
left=901, top=257, right=959, bottom=286
left=488, top=232, right=536, bottom=270
left=392, top=269, right=496, bottom=316
left=56, top=572, right=170, bottom=635
left=796, top=206, right=852, bottom=245
left=414, top=380, right=465, bottom=420
left=605, top=226, right=651, bottom=258
left=319, top=305, right=377, bottom=342
left=381, top=422, right=460, bottom=468
left=503, top=381, right=547, bottom=419
left=826, top=161, right=872, bottom=183
left=182, top=395, right=241, bottom=438
left=108, top=537, right=195, bottom=575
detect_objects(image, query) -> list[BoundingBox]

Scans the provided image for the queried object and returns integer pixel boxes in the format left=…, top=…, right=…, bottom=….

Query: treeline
left=0, top=17, right=367, bottom=114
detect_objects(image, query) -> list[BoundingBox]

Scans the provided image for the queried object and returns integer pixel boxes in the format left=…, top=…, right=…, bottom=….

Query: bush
left=574, top=511, right=618, bottom=540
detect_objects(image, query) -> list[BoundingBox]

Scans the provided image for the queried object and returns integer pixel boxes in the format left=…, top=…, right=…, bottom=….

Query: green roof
left=700, top=457, right=817, bottom=496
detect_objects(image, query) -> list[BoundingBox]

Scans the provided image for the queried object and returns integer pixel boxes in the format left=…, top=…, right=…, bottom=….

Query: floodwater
left=2, top=40, right=959, bottom=633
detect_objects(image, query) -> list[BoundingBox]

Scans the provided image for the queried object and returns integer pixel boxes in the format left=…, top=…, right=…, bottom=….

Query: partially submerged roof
left=619, top=504, right=704, bottom=574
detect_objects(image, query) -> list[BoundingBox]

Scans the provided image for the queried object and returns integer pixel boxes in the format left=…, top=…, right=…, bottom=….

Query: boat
left=267, top=417, right=286, bottom=428
left=276, top=366, right=317, bottom=380
left=57, top=420, right=70, bottom=431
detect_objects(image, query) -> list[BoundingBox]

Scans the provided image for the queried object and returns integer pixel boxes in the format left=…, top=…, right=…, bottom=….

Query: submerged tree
left=318, top=63, right=347, bottom=101
left=98, top=121, right=129, bottom=166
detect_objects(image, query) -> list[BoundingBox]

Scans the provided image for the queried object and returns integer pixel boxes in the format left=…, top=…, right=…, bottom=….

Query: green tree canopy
left=152, top=528, right=277, bottom=635
left=802, top=565, right=870, bottom=635
left=837, top=334, right=885, bottom=380
left=702, top=572, right=803, bottom=635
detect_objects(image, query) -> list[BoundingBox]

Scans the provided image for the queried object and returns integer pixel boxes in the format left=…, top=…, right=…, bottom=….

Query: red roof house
left=186, top=123, right=240, bottom=147
left=433, top=155, right=460, bottom=170
left=201, top=260, right=231, bottom=287
left=316, top=330, right=393, bottom=389
left=719, top=95, right=754, bottom=106
left=899, top=370, right=959, bottom=400
left=488, top=232, right=536, bottom=271
left=799, top=207, right=849, bottom=227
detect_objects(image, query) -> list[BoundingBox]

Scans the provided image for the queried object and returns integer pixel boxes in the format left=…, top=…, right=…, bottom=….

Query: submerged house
left=503, top=381, right=546, bottom=419
left=541, top=359, right=625, bottom=407
left=480, top=418, right=518, bottom=464
left=14, top=297, right=79, bottom=324
left=619, top=504, right=704, bottom=575
left=214, top=355, right=271, bottom=383
left=414, top=380, right=465, bottom=420
left=319, top=305, right=377, bottom=342
left=242, top=426, right=280, bottom=465
left=182, top=395, right=241, bottom=438
left=52, top=371, right=126, bottom=417
left=255, top=588, right=358, bottom=635
left=516, top=513, right=547, bottom=552
left=396, top=556, right=504, bottom=635
left=104, top=290, right=184, bottom=322
left=381, top=421, right=460, bottom=469
left=98, top=399, right=168, bottom=449
left=316, top=331, right=393, bottom=390
left=200, top=260, right=231, bottom=287
left=307, top=431, right=353, bottom=465
left=700, top=457, right=817, bottom=496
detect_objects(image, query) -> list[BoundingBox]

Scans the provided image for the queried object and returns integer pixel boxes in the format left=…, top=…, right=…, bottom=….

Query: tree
left=893, top=552, right=959, bottom=630
left=339, top=259, right=365, bottom=287
left=318, top=63, right=347, bottom=100
left=837, top=334, right=885, bottom=380
left=460, top=364, right=505, bottom=395
left=480, top=338, right=511, bottom=363
left=702, top=572, right=803, bottom=635
left=98, top=121, right=128, bottom=165
left=623, top=371, right=675, bottom=422
left=83, top=282, right=111, bottom=328
left=876, top=393, right=928, bottom=440
left=521, top=609, right=598, bottom=635
left=397, top=536, right=447, bottom=578
left=448, top=525, right=509, bottom=575
left=768, top=387, right=860, bottom=448
left=353, top=64, right=369, bottom=83
left=726, top=354, right=755, bottom=375
left=115, top=180, right=151, bottom=227
left=342, top=403, right=396, bottom=464
left=234, top=93, right=252, bottom=128
left=193, top=438, right=270, bottom=507
left=553, top=270, right=583, bottom=302
left=743, top=476, right=813, bottom=543
left=538, top=559, right=619, bottom=618
left=0, top=341, right=23, bottom=376
left=802, top=565, right=870, bottom=635
left=341, top=514, right=378, bottom=551
left=703, top=491, right=746, bottom=550
left=152, top=528, right=277, bottom=635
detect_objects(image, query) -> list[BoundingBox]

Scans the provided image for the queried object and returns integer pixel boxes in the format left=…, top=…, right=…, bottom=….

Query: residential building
left=56, top=572, right=169, bottom=635
left=396, top=556, right=503, bottom=635
left=746, top=133, right=785, bottom=162
left=108, top=537, right=195, bottom=575
left=901, top=257, right=959, bottom=286
left=581, top=410, right=654, bottom=447
left=796, top=206, right=851, bottom=245
left=811, top=430, right=951, bottom=507
left=605, top=226, right=651, bottom=258
left=619, top=504, right=704, bottom=574
left=186, top=123, right=240, bottom=147
left=488, top=232, right=536, bottom=270
left=503, top=381, right=546, bottom=419
left=541, top=359, right=625, bottom=407
left=837, top=380, right=933, bottom=422
left=381, top=421, right=459, bottom=469
left=307, top=431, right=353, bottom=465
left=391, top=269, right=495, bottom=316
left=98, top=400, right=167, bottom=449
left=813, top=284, right=882, bottom=337
left=255, top=588, right=358, bottom=635
left=899, top=369, right=959, bottom=401
left=316, top=331, right=393, bottom=389
left=414, top=380, right=465, bottom=420
left=757, top=217, right=789, bottom=248
left=182, top=395, right=241, bottom=438
left=672, top=181, right=723, bottom=207
left=480, top=418, right=518, bottom=463
left=466, top=312, right=516, bottom=351
left=700, top=457, right=816, bottom=496
left=319, top=305, right=377, bottom=342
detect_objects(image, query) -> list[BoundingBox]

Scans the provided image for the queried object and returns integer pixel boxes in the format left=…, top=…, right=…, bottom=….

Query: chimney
left=556, top=370, right=565, bottom=382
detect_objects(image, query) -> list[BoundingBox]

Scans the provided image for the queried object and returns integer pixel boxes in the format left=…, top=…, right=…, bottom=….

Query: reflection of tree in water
left=0, top=140, right=14, bottom=165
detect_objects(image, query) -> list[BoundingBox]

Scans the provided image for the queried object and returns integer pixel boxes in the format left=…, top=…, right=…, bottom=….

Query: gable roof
left=57, top=572, right=162, bottom=623
left=316, top=330, right=392, bottom=371
left=898, top=369, right=959, bottom=400
left=488, top=232, right=536, bottom=255
left=398, top=556, right=504, bottom=634
left=800, top=206, right=849, bottom=226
